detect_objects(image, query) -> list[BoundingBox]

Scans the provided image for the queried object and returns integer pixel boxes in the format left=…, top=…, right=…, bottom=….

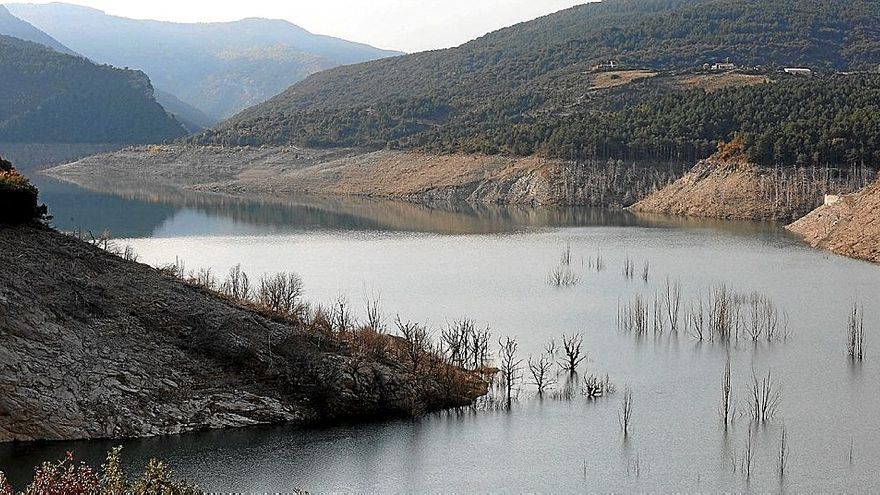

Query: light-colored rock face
left=788, top=179, right=880, bottom=264
left=0, top=225, right=484, bottom=443
left=630, top=157, right=867, bottom=222
left=44, top=145, right=683, bottom=209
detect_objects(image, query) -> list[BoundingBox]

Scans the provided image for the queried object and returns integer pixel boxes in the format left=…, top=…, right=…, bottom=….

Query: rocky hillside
left=0, top=220, right=485, bottom=442
left=787, top=180, right=880, bottom=263
left=46, top=145, right=683, bottom=208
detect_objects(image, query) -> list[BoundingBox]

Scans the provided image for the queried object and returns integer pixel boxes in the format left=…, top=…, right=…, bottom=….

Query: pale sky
left=22, top=0, right=592, bottom=52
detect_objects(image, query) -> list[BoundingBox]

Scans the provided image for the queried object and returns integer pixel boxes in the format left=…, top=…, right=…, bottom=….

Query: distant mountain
left=8, top=3, right=403, bottom=120
left=0, top=4, right=74, bottom=55
left=195, top=0, right=880, bottom=167
left=154, top=90, right=215, bottom=134
left=0, top=34, right=187, bottom=143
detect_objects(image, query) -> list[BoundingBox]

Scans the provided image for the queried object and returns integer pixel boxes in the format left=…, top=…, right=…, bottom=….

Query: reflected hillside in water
left=34, top=175, right=786, bottom=239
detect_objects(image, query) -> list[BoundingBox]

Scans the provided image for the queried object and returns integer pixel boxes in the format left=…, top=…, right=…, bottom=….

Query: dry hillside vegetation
left=675, top=72, right=770, bottom=92
left=591, top=70, right=657, bottom=90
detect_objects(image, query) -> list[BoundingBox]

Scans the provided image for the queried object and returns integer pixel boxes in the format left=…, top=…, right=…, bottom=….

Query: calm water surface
left=3, top=177, right=880, bottom=492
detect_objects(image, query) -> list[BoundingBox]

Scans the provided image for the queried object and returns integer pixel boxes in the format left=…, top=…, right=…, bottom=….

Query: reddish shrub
left=24, top=451, right=101, bottom=495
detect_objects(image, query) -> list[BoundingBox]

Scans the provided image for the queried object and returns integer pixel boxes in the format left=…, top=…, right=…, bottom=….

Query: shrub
left=258, top=272, right=305, bottom=317
left=0, top=472, right=12, bottom=495
left=130, top=458, right=199, bottom=495
left=4, top=448, right=198, bottom=495
left=0, top=157, right=47, bottom=224
left=23, top=451, right=100, bottom=495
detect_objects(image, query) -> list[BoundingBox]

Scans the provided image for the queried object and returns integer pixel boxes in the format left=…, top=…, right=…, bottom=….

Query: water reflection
left=8, top=174, right=877, bottom=492
left=35, top=175, right=786, bottom=239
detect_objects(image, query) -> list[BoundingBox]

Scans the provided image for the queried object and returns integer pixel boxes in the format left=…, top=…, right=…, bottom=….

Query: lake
left=3, top=176, right=879, bottom=492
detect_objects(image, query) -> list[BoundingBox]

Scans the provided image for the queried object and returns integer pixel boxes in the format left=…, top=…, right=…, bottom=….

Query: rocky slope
left=45, top=145, right=682, bottom=208
left=629, top=152, right=863, bottom=221
left=787, top=179, right=880, bottom=263
left=0, top=223, right=486, bottom=442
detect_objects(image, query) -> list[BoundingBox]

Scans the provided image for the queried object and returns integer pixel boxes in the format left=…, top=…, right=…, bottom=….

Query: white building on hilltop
left=706, top=62, right=736, bottom=71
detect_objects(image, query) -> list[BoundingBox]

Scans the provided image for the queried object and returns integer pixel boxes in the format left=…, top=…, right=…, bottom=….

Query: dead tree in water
left=560, top=244, right=573, bottom=266
left=559, top=334, right=587, bottom=373
left=847, top=303, right=865, bottom=360
left=583, top=373, right=614, bottom=398
left=623, top=257, right=635, bottom=280
left=749, top=370, right=781, bottom=423
left=742, top=427, right=755, bottom=479
left=528, top=352, right=556, bottom=395
left=498, top=336, right=523, bottom=405
left=619, top=295, right=650, bottom=336
left=778, top=425, right=789, bottom=479
left=619, top=386, right=634, bottom=436
left=664, top=278, right=682, bottom=333
left=721, top=356, right=733, bottom=426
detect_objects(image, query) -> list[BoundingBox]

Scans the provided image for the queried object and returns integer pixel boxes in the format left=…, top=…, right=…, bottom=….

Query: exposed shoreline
left=43, top=144, right=687, bottom=209
left=44, top=145, right=879, bottom=264
left=0, top=222, right=488, bottom=443
left=787, top=179, right=880, bottom=264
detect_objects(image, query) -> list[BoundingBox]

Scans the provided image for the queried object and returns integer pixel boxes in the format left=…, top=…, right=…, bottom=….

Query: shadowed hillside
left=9, top=3, right=403, bottom=120
left=0, top=35, right=186, bottom=143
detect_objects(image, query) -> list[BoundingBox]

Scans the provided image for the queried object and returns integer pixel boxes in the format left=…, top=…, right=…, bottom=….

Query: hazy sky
left=22, top=0, right=591, bottom=52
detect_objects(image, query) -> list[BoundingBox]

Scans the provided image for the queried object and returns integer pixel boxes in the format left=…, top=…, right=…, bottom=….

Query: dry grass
left=676, top=72, right=769, bottom=93
left=0, top=169, right=32, bottom=189
left=591, top=70, right=657, bottom=90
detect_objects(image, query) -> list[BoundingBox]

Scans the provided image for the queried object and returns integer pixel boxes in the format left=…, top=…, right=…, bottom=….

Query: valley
left=2, top=0, right=880, bottom=491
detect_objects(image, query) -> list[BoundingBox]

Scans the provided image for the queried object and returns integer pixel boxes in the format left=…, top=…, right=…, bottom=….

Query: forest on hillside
left=199, top=73, right=880, bottom=168
left=0, top=35, right=186, bottom=143
left=197, top=0, right=880, bottom=168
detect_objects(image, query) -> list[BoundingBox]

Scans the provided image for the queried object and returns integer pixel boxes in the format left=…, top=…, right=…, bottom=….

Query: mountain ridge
left=195, top=0, right=880, bottom=168
left=0, top=4, right=74, bottom=55
left=8, top=2, right=403, bottom=119
left=0, top=34, right=187, bottom=144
